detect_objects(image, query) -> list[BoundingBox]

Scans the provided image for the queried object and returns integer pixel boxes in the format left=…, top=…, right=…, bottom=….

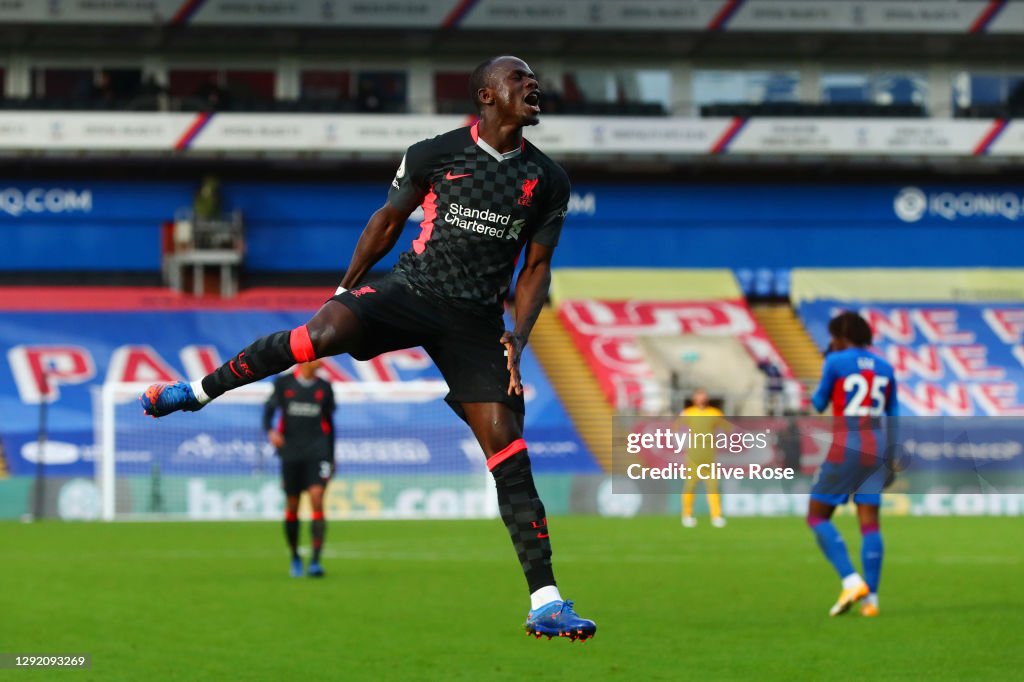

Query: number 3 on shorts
left=319, top=460, right=333, bottom=480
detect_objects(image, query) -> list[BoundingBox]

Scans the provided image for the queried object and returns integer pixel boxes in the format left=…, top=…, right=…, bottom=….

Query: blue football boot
left=140, top=382, right=204, bottom=417
left=524, top=600, right=596, bottom=642
left=290, top=557, right=304, bottom=578
left=307, top=561, right=325, bottom=578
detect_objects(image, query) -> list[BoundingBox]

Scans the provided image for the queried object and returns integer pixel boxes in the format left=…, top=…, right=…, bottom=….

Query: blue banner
left=192, top=181, right=1024, bottom=269
left=0, top=181, right=192, bottom=270
left=4, top=180, right=1020, bottom=271
left=0, top=310, right=598, bottom=476
left=894, top=417, right=1024, bottom=474
left=800, top=300, right=1024, bottom=416
left=554, top=183, right=1022, bottom=268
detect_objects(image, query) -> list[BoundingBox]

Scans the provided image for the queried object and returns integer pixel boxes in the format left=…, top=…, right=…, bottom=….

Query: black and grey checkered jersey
left=387, top=123, right=570, bottom=313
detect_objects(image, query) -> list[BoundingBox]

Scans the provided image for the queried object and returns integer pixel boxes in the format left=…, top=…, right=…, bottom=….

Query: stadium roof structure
left=1, top=1, right=1023, bottom=59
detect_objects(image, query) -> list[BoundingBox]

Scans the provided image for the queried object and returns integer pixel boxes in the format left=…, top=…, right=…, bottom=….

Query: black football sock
left=284, top=512, right=300, bottom=560
left=311, top=512, right=326, bottom=563
left=201, top=326, right=313, bottom=400
left=489, top=446, right=555, bottom=594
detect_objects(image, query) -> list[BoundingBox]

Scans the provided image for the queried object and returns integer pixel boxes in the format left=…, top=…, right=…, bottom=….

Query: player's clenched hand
left=500, top=331, right=525, bottom=396
left=267, top=431, right=284, bottom=449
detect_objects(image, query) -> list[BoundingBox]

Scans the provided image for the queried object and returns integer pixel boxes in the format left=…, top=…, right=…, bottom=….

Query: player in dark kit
left=263, top=360, right=335, bottom=578
left=141, top=55, right=596, bottom=641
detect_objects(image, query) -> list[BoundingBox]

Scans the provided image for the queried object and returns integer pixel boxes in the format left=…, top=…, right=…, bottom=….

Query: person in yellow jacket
left=678, top=388, right=730, bottom=528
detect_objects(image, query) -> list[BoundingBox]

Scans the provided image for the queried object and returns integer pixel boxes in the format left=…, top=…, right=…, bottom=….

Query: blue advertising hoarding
left=800, top=300, right=1024, bottom=417
left=3, top=180, right=1021, bottom=271
left=0, top=309, right=597, bottom=478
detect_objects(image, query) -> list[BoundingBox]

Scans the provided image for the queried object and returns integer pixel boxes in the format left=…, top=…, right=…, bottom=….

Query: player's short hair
left=469, top=56, right=504, bottom=113
left=828, top=311, right=873, bottom=347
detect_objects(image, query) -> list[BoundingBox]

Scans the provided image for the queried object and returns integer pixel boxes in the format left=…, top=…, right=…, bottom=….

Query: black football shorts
left=281, top=457, right=334, bottom=496
left=330, top=273, right=525, bottom=419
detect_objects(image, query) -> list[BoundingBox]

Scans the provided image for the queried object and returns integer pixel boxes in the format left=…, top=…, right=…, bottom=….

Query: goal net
left=96, top=381, right=495, bottom=521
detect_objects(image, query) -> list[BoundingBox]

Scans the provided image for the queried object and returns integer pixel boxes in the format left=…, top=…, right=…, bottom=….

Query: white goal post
left=97, top=381, right=496, bottom=521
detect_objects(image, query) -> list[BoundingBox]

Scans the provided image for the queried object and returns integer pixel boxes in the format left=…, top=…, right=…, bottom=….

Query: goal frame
left=97, top=380, right=495, bottom=521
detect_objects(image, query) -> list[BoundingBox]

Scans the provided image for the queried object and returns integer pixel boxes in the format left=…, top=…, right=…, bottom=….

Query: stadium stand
left=4, top=4, right=1024, bottom=677
left=547, top=269, right=802, bottom=417
left=1, top=0, right=1022, bottom=522
left=793, top=269, right=1024, bottom=417
left=0, top=287, right=599, bottom=520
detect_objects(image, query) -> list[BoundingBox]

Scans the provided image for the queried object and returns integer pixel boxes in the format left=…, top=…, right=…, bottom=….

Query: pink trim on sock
left=289, top=325, right=316, bottom=362
left=806, top=515, right=828, bottom=528
left=486, top=438, right=527, bottom=471
left=860, top=523, right=880, bottom=535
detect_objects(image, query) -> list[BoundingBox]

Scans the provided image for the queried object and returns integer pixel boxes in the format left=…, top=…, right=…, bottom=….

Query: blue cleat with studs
left=524, top=600, right=596, bottom=642
left=140, top=382, right=204, bottom=417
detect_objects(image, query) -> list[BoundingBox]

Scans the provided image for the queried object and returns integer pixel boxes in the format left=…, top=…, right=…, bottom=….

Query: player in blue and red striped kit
left=809, top=311, right=897, bottom=618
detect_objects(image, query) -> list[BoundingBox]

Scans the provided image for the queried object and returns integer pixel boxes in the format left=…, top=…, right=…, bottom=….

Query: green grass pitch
left=3, top=516, right=1022, bottom=681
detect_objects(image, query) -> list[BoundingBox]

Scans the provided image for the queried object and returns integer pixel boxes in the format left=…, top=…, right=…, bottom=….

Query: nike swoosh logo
left=536, top=532, right=549, bottom=539
left=445, top=171, right=472, bottom=180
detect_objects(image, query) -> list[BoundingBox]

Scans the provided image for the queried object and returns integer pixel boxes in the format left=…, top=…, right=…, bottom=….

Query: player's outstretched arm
left=339, top=203, right=412, bottom=290
left=502, top=241, right=554, bottom=396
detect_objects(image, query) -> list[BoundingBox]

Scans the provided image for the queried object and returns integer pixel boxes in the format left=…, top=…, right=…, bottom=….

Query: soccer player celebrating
left=678, top=388, right=729, bottom=528
left=808, top=311, right=897, bottom=618
left=263, top=360, right=335, bottom=578
left=141, top=56, right=596, bottom=641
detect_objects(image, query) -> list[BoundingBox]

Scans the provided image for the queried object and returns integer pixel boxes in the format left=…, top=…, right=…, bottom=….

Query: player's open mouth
left=524, top=91, right=541, bottom=113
